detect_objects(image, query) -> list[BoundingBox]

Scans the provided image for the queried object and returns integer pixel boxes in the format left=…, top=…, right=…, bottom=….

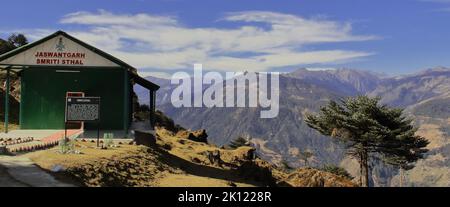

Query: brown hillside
left=280, top=168, right=357, bottom=187
left=23, top=126, right=356, bottom=187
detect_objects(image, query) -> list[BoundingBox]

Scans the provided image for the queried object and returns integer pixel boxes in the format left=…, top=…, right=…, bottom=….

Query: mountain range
left=135, top=67, right=450, bottom=186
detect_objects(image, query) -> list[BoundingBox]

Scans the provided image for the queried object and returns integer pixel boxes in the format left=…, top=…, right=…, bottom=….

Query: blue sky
left=1, top=0, right=450, bottom=77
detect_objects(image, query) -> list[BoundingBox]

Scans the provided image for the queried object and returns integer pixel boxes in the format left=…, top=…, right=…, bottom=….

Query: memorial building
left=0, top=30, right=159, bottom=134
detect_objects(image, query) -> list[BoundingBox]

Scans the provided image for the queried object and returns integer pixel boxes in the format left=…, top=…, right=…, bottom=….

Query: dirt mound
left=280, top=167, right=357, bottom=187
left=66, top=146, right=177, bottom=187
left=231, top=146, right=255, bottom=160
left=156, top=127, right=280, bottom=186
left=220, top=146, right=256, bottom=164
left=175, top=129, right=208, bottom=143
left=237, top=159, right=277, bottom=187
left=134, top=130, right=157, bottom=147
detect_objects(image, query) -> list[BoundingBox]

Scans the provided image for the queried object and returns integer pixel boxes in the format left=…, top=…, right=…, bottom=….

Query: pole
left=149, top=90, right=152, bottom=128
left=4, top=68, right=10, bottom=133
left=64, top=122, right=67, bottom=140
left=97, top=97, right=101, bottom=147
left=400, top=168, right=404, bottom=187
left=64, top=96, right=67, bottom=141
left=97, top=121, right=100, bottom=147
left=149, top=90, right=156, bottom=129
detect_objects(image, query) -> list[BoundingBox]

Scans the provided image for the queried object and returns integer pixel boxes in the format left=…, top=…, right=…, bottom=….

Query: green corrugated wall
left=20, top=67, right=131, bottom=130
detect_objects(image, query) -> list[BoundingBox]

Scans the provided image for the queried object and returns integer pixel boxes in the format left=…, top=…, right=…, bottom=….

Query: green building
left=0, top=31, right=159, bottom=134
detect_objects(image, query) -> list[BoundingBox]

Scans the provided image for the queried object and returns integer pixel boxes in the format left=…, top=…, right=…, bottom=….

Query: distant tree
left=154, top=110, right=185, bottom=133
left=138, top=104, right=150, bottom=112
left=305, top=96, right=429, bottom=187
left=384, top=149, right=423, bottom=187
left=298, top=150, right=313, bottom=167
left=0, top=33, right=28, bottom=55
left=0, top=39, right=14, bottom=55
left=321, top=164, right=353, bottom=180
left=7, top=33, right=28, bottom=48
left=228, top=136, right=250, bottom=149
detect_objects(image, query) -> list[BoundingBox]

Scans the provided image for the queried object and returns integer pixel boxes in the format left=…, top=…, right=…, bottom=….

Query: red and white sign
left=0, top=35, right=119, bottom=67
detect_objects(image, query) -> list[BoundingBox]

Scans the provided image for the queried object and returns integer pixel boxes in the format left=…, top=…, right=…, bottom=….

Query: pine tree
left=304, top=96, right=429, bottom=187
left=298, top=150, right=313, bottom=167
left=0, top=39, right=14, bottom=55
left=7, top=33, right=28, bottom=48
left=0, top=33, right=28, bottom=55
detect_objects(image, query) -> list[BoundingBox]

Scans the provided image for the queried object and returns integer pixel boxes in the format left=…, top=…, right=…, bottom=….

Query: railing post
left=149, top=90, right=156, bottom=129
left=4, top=68, right=10, bottom=133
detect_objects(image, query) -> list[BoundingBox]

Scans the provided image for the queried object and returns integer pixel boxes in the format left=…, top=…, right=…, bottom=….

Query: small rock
left=227, top=181, right=237, bottom=187
left=162, top=143, right=172, bottom=150
left=51, top=164, right=65, bottom=172
left=191, top=157, right=202, bottom=164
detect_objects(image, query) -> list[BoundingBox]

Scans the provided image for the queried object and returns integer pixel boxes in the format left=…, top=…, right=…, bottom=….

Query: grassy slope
left=24, top=130, right=269, bottom=187
left=23, top=127, right=356, bottom=187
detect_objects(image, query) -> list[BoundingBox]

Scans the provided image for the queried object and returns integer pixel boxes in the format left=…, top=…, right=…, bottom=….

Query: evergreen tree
left=0, top=33, right=28, bottom=55
left=7, top=33, right=28, bottom=48
left=298, top=150, right=313, bottom=167
left=0, top=39, right=14, bottom=55
left=228, top=136, right=250, bottom=149
left=305, top=96, right=429, bottom=187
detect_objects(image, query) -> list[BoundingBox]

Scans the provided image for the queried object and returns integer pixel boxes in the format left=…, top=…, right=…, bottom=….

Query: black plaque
left=66, top=97, right=100, bottom=122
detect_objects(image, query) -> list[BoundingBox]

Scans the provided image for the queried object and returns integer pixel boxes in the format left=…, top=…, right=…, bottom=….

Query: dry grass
left=18, top=127, right=356, bottom=187
left=281, top=167, right=357, bottom=187
left=22, top=130, right=265, bottom=187
left=24, top=141, right=139, bottom=170
left=0, top=122, right=19, bottom=132
left=416, top=123, right=448, bottom=149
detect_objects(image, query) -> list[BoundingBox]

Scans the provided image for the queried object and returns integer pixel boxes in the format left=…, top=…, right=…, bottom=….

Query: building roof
left=0, top=30, right=135, bottom=71
left=0, top=30, right=159, bottom=90
left=130, top=72, right=160, bottom=91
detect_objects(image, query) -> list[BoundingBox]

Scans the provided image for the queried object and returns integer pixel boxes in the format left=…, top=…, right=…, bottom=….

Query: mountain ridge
left=135, top=67, right=449, bottom=186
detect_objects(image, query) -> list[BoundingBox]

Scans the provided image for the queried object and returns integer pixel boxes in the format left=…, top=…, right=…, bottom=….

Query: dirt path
left=0, top=155, right=74, bottom=187
left=0, top=164, right=28, bottom=187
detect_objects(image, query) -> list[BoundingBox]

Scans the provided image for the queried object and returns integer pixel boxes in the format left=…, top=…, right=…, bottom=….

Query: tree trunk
left=361, top=150, right=369, bottom=187
left=359, top=153, right=363, bottom=186
left=399, top=168, right=404, bottom=187
left=357, top=150, right=369, bottom=187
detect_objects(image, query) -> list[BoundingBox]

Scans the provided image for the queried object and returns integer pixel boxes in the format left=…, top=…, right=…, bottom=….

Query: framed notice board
left=65, top=97, right=100, bottom=122
left=64, top=96, right=101, bottom=145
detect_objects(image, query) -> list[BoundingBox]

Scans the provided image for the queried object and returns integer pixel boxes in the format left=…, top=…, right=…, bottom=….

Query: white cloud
left=60, top=10, right=178, bottom=27
left=0, top=28, right=55, bottom=40
left=137, top=71, right=172, bottom=79
left=19, top=10, right=377, bottom=73
left=201, top=50, right=372, bottom=72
